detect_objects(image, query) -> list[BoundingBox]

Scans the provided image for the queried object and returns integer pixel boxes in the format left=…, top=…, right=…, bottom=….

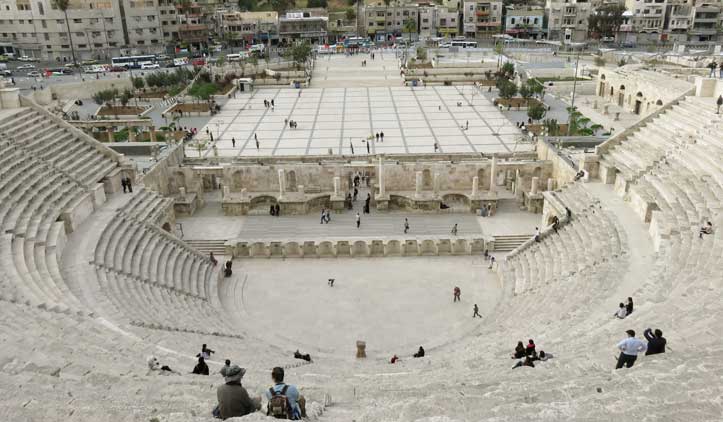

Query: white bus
left=451, top=40, right=478, bottom=48
left=111, top=55, right=157, bottom=69
left=225, top=52, right=249, bottom=62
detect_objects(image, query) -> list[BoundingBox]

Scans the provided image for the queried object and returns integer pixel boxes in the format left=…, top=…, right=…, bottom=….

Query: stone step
left=184, top=239, right=227, bottom=256
left=493, top=234, right=532, bottom=251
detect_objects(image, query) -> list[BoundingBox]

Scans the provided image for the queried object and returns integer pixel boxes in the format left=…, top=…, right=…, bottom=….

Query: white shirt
left=617, top=337, right=647, bottom=356
left=615, top=307, right=627, bottom=319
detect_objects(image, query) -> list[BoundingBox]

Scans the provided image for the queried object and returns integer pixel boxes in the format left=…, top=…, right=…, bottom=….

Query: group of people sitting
left=616, top=328, right=667, bottom=369
left=613, top=297, right=634, bottom=319
left=511, top=339, right=552, bottom=369
left=390, top=345, right=426, bottom=363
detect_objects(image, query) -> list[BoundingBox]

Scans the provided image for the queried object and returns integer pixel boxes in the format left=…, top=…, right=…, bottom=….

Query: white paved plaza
left=189, top=54, right=529, bottom=158
left=193, top=85, right=527, bottom=157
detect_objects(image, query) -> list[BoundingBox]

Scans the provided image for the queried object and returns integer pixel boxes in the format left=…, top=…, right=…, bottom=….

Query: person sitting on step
left=699, top=222, right=713, bottom=239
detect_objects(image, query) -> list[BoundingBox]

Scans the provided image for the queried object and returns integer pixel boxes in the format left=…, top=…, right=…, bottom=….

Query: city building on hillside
left=278, top=9, right=328, bottom=45
left=545, top=0, right=594, bottom=43
left=364, top=3, right=420, bottom=43
left=463, top=1, right=503, bottom=40
left=328, top=10, right=358, bottom=44
left=504, top=5, right=545, bottom=39
left=216, top=11, right=278, bottom=48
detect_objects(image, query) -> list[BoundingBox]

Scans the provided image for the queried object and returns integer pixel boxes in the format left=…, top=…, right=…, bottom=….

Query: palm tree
left=53, top=0, right=78, bottom=68
left=403, top=18, right=417, bottom=44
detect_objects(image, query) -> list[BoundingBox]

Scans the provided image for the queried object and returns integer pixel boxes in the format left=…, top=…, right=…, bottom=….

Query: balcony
left=476, top=10, right=489, bottom=16
left=476, top=21, right=500, bottom=27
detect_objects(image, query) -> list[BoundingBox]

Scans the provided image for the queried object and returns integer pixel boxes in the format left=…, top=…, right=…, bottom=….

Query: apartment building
left=0, top=0, right=164, bottom=61
left=618, top=0, right=721, bottom=44
left=217, top=11, right=278, bottom=47
left=364, top=3, right=420, bottom=43
left=462, top=1, right=503, bottom=40
left=546, top=0, right=594, bottom=42
left=278, top=9, right=328, bottom=44
left=328, top=10, right=357, bottom=43
left=504, top=5, right=546, bottom=39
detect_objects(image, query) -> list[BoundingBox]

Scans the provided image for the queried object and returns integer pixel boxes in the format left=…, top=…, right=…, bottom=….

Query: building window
left=73, top=19, right=82, bottom=23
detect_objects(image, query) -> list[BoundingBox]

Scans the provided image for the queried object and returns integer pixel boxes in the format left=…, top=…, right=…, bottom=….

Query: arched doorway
left=286, top=170, right=298, bottom=192
left=617, top=85, right=625, bottom=107
left=634, top=92, right=643, bottom=115
left=162, top=222, right=172, bottom=232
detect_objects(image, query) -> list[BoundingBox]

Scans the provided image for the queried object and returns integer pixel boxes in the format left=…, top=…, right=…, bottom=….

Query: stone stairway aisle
left=184, top=239, right=227, bottom=256
left=582, top=182, right=656, bottom=305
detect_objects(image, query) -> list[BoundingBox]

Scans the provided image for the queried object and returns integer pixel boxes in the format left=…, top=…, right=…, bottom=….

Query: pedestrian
left=285, top=118, right=289, bottom=126
left=353, top=187, right=358, bottom=201
left=320, top=208, right=326, bottom=224
left=356, top=212, right=361, bottom=228
left=534, top=227, right=540, bottom=242
left=121, top=177, right=127, bottom=193
left=613, top=302, right=627, bottom=319
left=324, top=208, right=331, bottom=223
left=404, top=218, right=409, bottom=234
left=720, top=62, right=723, bottom=79
left=375, top=133, right=379, bottom=142
left=616, top=330, right=647, bottom=369
left=488, top=256, right=495, bottom=269
left=274, top=204, right=280, bottom=217
left=232, top=137, right=236, bottom=148
left=125, top=176, right=133, bottom=193
left=708, top=60, right=718, bottom=77
left=434, top=142, right=439, bottom=152
left=256, top=138, right=260, bottom=150
left=210, top=132, right=214, bottom=142
left=350, top=141, right=354, bottom=155
left=271, top=99, right=275, bottom=107
left=453, top=286, right=461, bottom=302
left=451, top=223, right=458, bottom=236
left=473, top=304, right=482, bottom=318
left=644, top=328, right=666, bottom=355
left=717, top=95, right=723, bottom=114
left=380, top=131, right=384, bottom=142
left=366, top=141, right=370, bottom=154
left=328, top=278, right=335, bottom=287
left=625, top=297, right=634, bottom=315
left=466, top=120, right=469, bottom=130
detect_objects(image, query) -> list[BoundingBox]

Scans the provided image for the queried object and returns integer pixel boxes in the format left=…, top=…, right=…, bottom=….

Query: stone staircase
left=492, top=234, right=531, bottom=251
left=184, top=239, right=227, bottom=256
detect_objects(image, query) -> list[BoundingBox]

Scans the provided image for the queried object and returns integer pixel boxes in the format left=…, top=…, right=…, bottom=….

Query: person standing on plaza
left=350, top=141, right=354, bottom=155
left=271, top=99, right=275, bottom=107
left=404, top=218, right=410, bottom=234
left=375, top=133, right=380, bottom=142
left=717, top=95, right=723, bottom=114
left=320, top=208, right=326, bottom=224
left=473, top=304, right=482, bottom=318
left=356, top=212, right=361, bottom=228
left=380, top=131, right=384, bottom=142
left=451, top=223, right=458, bottom=236
left=453, top=286, right=461, bottom=302
left=231, top=137, right=236, bottom=148
left=366, top=141, right=370, bottom=154
left=434, top=142, right=439, bottom=152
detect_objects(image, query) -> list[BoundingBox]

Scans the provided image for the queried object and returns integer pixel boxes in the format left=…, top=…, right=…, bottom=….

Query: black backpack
left=267, top=385, right=292, bottom=419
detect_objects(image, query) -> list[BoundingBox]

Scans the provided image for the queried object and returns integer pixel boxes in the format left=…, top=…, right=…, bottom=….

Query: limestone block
left=317, top=241, right=335, bottom=257
left=250, top=242, right=268, bottom=258
left=284, top=242, right=303, bottom=258
left=302, top=241, right=317, bottom=257
left=452, top=239, right=469, bottom=255
left=384, top=240, right=402, bottom=256
left=351, top=240, right=369, bottom=257
left=369, top=240, right=385, bottom=256
left=470, top=238, right=485, bottom=254
left=235, top=242, right=250, bottom=258
left=269, top=242, right=283, bottom=257
left=403, top=239, right=419, bottom=256
left=437, top=239, right=452, bottom=255
left=336, top=241, right=351, bottom=257
left=420, top=239, right=438, bottom=255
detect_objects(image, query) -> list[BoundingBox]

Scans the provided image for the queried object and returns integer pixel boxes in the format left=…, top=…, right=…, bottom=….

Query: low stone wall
left=225, top=236, right=487, bottom=259
left=536, top=138, right=577, bottom=188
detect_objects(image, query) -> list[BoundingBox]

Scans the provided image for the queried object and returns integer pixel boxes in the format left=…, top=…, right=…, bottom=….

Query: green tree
left=501, top=62, right=515, bottom=79
left=587, top=4, right=626, bottom=39
left=527, top=102, right=546, bottom=122
left=270, top=0, right=295, bottom=12
left=527, top=78, right=545, bottom=98
left=238, top=0, right=255, bottom=11
left=543, top=118, right=560, bottom=136
left=416, top=47, right=427, bottom=61
left=53, top=0, right=78, bottom=68
left=308, top=0, right=328, bottom=6
left=119, top=89, right=133, bottom=107
left=519, top=83, right=532, bottom=99
left=566, top=106, right=603, bottom=136
left=496, top=78, right=517, bottom=99
left=131, top=76, right=145, bottom=90
left=345, top=7, right=356, bottom=22
left=188, top=82, right=218, bottom=103
left=403, top=18, right=417, bottom=44
left=284, top=42, right=313, bottom=71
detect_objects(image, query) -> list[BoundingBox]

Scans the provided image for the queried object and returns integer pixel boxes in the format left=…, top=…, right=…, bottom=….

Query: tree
left=119, top=89, right=133, bottom=107
left=308, top=0, right=328, bottom=6
left=345, top=7, right=356, bottom=22
left=270, top=0, right=295, bottom=12
left=543, top=118, right=560, bottom=136
left=403, top=18, right=417, bottom=43
left=566, top=106, right=603, bottom=136
left=284, top=42, right=313, bottom=71
left=501, top=62, right=515, bottom=79
left=131, top=76, right=145, bottom=90
left=238, top=0, right=255, bottom=11
left=587, top=4, right=626, bottom=39
left=416, top=47, right=427, bottom=61
left=527, top=102, right=546, bottom=122
left=496, top=79, right=518, bottom=99
left=527, top=78, right=545, bottom=98
left=188, top=82, right=218, bottom=104
left=519, top=83, right=532, bottom=99
left=53, top=0, right=78, bottom=68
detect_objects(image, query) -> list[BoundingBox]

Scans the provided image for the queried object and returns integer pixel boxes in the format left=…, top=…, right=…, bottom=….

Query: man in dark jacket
left=216, top=365, right=261, bottom=419
left=644, top=328, right=667, bottom=355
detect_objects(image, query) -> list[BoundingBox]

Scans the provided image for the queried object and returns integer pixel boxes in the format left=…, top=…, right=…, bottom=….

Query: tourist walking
left=231, top=137, right=236, bottom=148
left=473, top=304, right=482, bottom=318
left=380, top=131, right=384, bottom=142
left=717, top=95, right=723, bottom=114
left=356, top=212, right=361, bottom=228
left=616, top=330, right=647, bottom=369
left=366, top=141, right=370, bottom=154
left=708, top=60, right=718, bottom=77
left=404, top=218, right=410, bottom=234
left=350, top=141, right=354, bottom=155
left=434, top=142, right=439, bottom=152
left=451, top=223, right=458, bottom=236
left=375, top=133, right=380, bottom=142
left=453, top=286, right=461, bottom=302
left=320, top=208, right=326, bottom=224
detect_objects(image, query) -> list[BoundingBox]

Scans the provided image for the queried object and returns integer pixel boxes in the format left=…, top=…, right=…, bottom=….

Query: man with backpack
left=266, top=367, right=305, bottom=420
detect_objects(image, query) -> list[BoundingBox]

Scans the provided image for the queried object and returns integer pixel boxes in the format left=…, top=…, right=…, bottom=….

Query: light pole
left=567, top=43, right=583, bottom=135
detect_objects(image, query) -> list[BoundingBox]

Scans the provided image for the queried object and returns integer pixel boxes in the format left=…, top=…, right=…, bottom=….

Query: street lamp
left=567, top=42, right=583, bottom=136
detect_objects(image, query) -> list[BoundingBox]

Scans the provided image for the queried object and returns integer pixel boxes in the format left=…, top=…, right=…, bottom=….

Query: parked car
left=18, top=55, right=37, bottom=61
left=140, top=62, right=160, bottom=69
left=17, top=64, right=36, bottom=70
left=110, top=65, right=128, bottom=72
left=27, top=70, right=41, bottom=77
left=1, top=69, right=12, bottom=77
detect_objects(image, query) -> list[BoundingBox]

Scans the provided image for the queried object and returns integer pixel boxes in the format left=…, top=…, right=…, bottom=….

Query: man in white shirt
left=616, top=330, right=647, bottom=369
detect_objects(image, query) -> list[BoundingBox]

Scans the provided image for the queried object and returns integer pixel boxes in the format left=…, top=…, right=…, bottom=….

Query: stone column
left=514, top=169, right=521, bottom=194
left=150, top=126, right=157, bottom=142
left=531, top=177, right=539, bottom=195
left=128, top=128, right=136, bottom=142
left=489, top=157, right=497, bottom=193
left=472, top=176, right=479, bottom=196
left=333, top=176, right=340, bottom=196
left=415, top=171, right=423, bottom=197
left=433, top=172, right=440, bottom=195
left=547, top=178, right=554, bottom=191
left=278, top=169, right=285, bottom=197
left=107, top=128, right=113, bottom=143
left=179, top=187, right=187, bottom=200
left=378, top=156, right=385, bottom=196
left=222, top=186, right=230, bottom=199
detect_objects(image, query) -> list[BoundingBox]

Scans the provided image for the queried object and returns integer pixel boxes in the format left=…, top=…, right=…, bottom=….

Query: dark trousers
left=616, top=353, right=637, bottom=369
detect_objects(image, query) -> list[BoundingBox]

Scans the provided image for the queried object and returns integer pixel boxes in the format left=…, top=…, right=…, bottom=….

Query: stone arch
left=286, top=170, right=298, bottom=192
left=422, top=169, right=433, bottom=190
left=600, top=74, right=606, bottom=80
left=232, top=170, right=243, bottom=190
left=636, top=91, right=643, bottom=97
left=655, top=99, right=663, bottom=106
left=533, top=166, right=542, bottom=179
left=162, top=222, right=172, bottom=232
left=609, top=86, right=614, bottom=97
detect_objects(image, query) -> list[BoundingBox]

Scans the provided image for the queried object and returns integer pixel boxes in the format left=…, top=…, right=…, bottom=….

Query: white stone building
left=504, top=5, right=545, bottom=40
